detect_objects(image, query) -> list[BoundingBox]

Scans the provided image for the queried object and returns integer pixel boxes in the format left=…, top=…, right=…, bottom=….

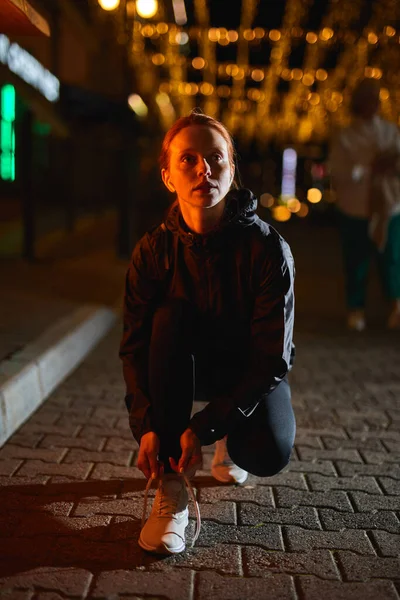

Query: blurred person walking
left=120, top=110, right=296, bottom=555
left=330, top=78, right=400, bottom=331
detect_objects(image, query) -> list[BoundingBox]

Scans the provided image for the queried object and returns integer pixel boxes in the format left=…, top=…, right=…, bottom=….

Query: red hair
left=159, top=110, right=239, bottom=188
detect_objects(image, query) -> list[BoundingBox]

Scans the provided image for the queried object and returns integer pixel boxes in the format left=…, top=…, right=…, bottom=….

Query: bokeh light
left=260, top=193, right=275, bottom=208
left=297, top=203, right=309, bottom=218
left=136, top=0, right=158, bottom=18
left=98, top=0, right=120, bottom=9
left=273, top=206, right=292, bottom=222
left=307, top=188, right=322, bottom=203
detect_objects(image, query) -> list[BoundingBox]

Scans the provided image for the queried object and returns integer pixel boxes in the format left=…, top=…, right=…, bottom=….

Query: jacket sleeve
left=189, top=239, right=295, bottom=445
left=119, top=235, right=162, bottom=444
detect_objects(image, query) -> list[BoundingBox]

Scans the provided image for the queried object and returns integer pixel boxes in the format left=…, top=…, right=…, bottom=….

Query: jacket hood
left=165, top=188, right=258, bottom=246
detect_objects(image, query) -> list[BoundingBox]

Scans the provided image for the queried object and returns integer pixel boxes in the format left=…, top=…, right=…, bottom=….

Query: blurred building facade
left=0, top=0, right=147, bottom=259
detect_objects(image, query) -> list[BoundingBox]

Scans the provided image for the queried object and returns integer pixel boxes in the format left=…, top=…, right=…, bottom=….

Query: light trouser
left=142, top=299, right=296, bottom=477
left=339, top=211, right=400, bottom=309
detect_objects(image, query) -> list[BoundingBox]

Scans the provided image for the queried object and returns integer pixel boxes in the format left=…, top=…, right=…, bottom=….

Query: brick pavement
left=0, top=222, right=399, bottom=599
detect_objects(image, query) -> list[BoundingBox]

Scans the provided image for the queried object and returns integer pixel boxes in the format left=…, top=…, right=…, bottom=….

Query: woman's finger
left=138, top=454, right=151, bottom=479
left=178, top=447, right=192, bottom=473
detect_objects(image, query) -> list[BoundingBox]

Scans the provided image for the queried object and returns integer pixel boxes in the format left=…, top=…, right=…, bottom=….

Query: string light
left=136, top=0, right=158, bottom=19
left=98, top=0, right=120, bottom=10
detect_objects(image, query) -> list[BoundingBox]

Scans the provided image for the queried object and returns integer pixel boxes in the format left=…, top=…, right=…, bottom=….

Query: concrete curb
left=0, top=301, right=122, bottom=447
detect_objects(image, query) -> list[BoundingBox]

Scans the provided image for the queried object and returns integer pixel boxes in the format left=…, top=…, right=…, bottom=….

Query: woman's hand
left=170, top=428, right=202, bottom=476
left=137, top=431, right=161, bottom=480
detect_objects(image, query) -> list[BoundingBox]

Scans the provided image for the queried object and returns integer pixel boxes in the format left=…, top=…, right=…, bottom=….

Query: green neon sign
left=0, top=84, right=16, bottom=181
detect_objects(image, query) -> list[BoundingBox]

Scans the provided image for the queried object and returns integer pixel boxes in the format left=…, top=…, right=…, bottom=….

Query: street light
left=98, top=0, right=120, bottom=10
left=136, top=0, right=158, bottom=19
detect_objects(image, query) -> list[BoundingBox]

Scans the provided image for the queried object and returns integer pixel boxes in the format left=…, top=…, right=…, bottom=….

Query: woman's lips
left=194, top=183, right=216, bottom=192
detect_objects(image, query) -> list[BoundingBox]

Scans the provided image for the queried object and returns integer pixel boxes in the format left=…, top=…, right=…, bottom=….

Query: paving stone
left=7, top=434, right=43, bottom=448
left=62, top=449, right=133, bottom=466
left=296, top=447, right=363, bottom=463
left=89, top=463, right=142, bottom=480
left=319, top=508, right=400, bottom=533
left=73, top=498, right=142, bottom=518
left=243, top=547, right=339, bottom=579
left=16, top=461, right=93, bottom=479
left=255, top=471, right=308, bottom=490
left=296, top=576, right=399, bottom=600
left=350, top=491, right=400, bottom=511
left=0, top=460, right=23, bottom=476
left=0, top=447, right=66, bottom=463
left=103, top=437, right=139, bottom=452
left=293, top=435, right=324, bottom=449
left=196, top=571, right=295, bottom=600
left=92, top=570, right=194, bottom=600
left=0, top=476, right=49, bottom=487
left=379, top=478, right=400, bottom=495
left=198, top=484, right=274, bottom=506
left=370, top=531, right=400, bottom=557
left=197, top=521, right=284, bottom=550
left=275, top=488, right=353, bottom=511
left=0, top=591, right=33, bottom=599
left=197, top=501, right=236, bottom=524
left=321, top=437, right=385, bottom=451
left=17, top=424, right=80, bottom=437
left=306, top=474, right=382, bottom=494
left=383, top=440, right=400, bottom=452
left=14, top=514, right=111, bottom=538
left=140, top=544, right=242, bottom=576
left=39, top=436, right=105, bottom=451
left=336, top=550, right=400, bottom=581
left=286, top=460, right=337, bottom=475
left=284, top=526, right=375, bottom=554
left=361, top=451, right=400, bottom=465
left=335, top=461, right=400, bottom=478
left=0, top=568, right=92, bottom=596
left=50, top=537, right=131, bottom=569
left=239, top=503, right=320, bottom=529
left=1, top=491, right=75, bottom=515
left=28, top=409, right=61, bottom=425
left=296, top=428, right=348, bottom=439
left=347, top=430, right=400, bottom=442
left=78, top=425, right=133, bottom=440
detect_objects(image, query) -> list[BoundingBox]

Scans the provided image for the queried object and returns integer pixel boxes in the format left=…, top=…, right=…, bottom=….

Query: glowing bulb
left=98, top=0, right=120, bottom=9
left=136, top=0, right=158, bottom=19
left=98, top=0, right=121, bottom=9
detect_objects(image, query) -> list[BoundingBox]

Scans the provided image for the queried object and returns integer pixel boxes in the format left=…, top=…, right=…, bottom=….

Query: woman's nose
left=198, top=158, right=211, bottom=177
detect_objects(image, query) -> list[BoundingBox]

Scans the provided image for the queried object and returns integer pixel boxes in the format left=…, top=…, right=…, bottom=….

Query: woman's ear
left=161, top=168, right=175, bottom=192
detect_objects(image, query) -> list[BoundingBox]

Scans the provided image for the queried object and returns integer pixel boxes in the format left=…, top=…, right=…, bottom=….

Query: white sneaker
left=211, top=437, right=248, bottom=484
left=139, top=474, right=189, bottom=554
left=347, top=310, right=366, bottom=332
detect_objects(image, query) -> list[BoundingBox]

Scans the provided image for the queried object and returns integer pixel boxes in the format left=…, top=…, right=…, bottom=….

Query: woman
left=120, top=110, right=296, bottom=555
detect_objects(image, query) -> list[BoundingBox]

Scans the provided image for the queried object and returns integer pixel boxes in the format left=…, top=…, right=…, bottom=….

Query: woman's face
left=162, top=125, right=233, bottom=209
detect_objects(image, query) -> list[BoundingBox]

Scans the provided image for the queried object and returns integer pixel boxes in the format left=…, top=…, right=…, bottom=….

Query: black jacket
left=120, top=188, right=295, bottom=446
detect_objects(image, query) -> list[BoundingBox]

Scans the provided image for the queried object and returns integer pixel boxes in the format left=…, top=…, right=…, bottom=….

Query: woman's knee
left=227, top=436, right=293, bottom=478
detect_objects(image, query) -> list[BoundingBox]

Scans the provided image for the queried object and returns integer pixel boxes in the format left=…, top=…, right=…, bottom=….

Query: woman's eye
left=213, top=154, right=223, bottom=161
left=182, top=155, right=195, bottom=163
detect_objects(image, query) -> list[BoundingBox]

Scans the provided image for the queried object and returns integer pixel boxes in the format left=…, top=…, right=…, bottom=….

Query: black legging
left=147, top=300, right=296, bottom=477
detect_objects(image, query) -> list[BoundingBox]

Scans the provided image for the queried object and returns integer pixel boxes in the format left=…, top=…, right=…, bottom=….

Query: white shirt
left=329, top=115, right=400, bottom=219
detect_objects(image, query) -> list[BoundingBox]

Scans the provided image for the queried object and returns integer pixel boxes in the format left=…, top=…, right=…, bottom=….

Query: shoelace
left=141, top=472, right=201, bottom=548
